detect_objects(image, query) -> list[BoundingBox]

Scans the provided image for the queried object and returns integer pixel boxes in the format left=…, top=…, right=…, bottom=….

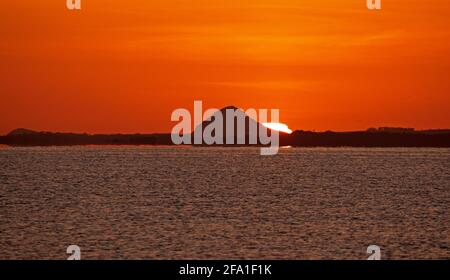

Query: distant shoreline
left=1, top=128, right=449, bottom=148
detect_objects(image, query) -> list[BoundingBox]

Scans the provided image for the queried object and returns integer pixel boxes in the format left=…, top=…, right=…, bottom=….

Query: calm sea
left=0, top=146, right=449, bottom=259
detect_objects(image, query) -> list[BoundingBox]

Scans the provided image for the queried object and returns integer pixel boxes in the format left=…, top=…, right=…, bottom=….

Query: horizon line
left=3, top=127, right=450, bottom=137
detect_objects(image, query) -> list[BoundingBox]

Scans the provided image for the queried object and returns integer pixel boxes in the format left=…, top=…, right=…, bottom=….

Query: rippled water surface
left=0, top=146, right=449, bottom=259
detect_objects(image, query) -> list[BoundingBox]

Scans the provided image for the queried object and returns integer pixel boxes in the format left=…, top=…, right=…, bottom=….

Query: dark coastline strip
left=1, top=130, right=449, bottom=147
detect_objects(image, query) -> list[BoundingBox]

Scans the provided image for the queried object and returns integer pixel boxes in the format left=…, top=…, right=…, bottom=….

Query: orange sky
left=0, top=0, right=449, bottom=134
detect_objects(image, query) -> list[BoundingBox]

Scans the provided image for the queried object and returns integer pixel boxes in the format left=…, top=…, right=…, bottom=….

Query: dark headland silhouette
left=1, top=107, right=449, bottom=147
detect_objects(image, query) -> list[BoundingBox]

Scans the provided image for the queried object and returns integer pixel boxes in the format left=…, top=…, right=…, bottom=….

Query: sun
left=262, top=123, right=293, bottom=134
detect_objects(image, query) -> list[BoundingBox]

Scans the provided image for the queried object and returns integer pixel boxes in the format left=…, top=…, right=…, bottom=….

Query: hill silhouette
left=7, top=128, right=38, bottom=136
left=191, top=106, right=288, bottom=145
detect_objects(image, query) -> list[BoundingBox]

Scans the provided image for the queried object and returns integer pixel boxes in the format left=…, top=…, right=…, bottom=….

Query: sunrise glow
left=262, top=123, right=293, bottom=134
left=0, top=1, right=449, bottom=134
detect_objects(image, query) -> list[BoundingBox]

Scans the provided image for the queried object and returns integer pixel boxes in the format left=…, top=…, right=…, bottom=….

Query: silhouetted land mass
left=285, top=129, right=450, bottom=147
left=0, top=108, right=448, bottom=147
left=0, top=128, right=172, bottom=146
left=191, top=106, right=278, bottom=145
left=1, top=127, right=449, bottom=147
